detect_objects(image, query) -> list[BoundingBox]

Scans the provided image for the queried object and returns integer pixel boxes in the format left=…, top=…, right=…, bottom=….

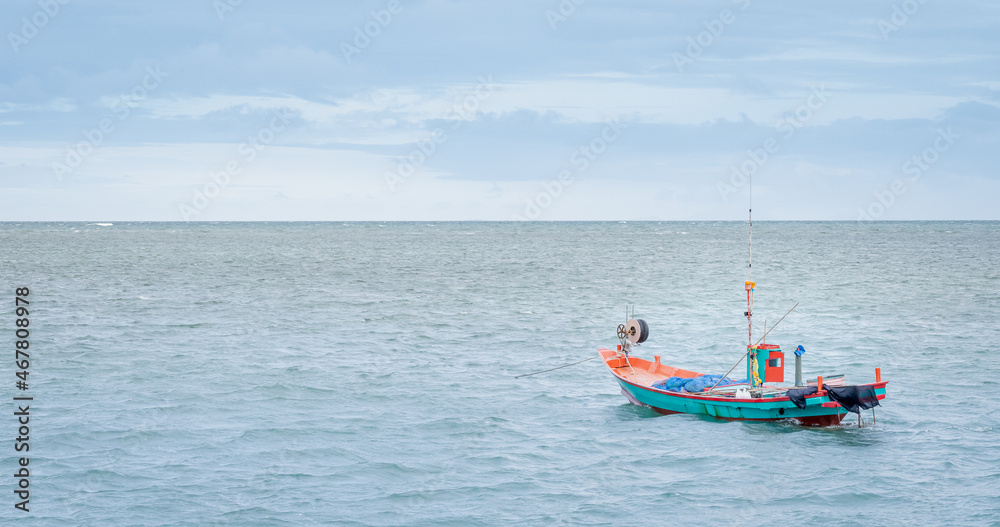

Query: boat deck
left=602, top=350, right=702, bottom=386
left=602, top=349, right=795, bottom=399
left=610, top=364, right=672, bottom=387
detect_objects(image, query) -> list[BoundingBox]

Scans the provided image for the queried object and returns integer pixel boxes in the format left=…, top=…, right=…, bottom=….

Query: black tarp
left=825, top=384, right=881, bottom=414
left=785, top=386, right=818, bottom=409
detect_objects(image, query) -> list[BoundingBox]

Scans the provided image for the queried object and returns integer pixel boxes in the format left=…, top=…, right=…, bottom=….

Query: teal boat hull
left=602, top=350, right=888, bottom=426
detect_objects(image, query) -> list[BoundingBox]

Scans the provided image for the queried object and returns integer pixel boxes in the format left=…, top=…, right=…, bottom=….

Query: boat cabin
left=748, top=344, right=784, bottom=384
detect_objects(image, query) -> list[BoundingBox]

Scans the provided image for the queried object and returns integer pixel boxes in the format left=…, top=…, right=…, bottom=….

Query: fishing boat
left=599, top=340, right=887, bottom=426
left=599, top=193, right=887, bottom=426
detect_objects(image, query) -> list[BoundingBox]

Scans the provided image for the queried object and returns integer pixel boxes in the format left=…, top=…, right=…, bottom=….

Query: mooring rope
left=514, top=356, right=598, bottom=379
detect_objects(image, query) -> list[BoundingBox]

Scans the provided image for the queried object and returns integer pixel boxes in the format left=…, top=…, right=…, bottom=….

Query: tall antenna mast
left=745, top=172, right=754, bottom=350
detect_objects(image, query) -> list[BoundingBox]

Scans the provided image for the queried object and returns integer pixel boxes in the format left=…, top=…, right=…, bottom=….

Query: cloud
left=0, top=0, right=997, bottom=220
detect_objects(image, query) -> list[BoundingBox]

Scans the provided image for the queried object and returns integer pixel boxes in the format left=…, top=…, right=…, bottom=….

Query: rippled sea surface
left=1, top=221, right=998, bottom=526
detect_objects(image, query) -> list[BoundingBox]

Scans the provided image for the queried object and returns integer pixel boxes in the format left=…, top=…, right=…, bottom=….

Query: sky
left=1, top=0, right=998, bottom=221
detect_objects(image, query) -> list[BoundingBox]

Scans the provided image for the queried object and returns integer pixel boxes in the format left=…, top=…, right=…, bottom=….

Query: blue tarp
left=651, top=374, right=748, bottom=393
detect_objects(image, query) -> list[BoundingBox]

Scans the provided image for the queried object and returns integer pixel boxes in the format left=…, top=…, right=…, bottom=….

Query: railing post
left=795, top=354, right=803, bottom=387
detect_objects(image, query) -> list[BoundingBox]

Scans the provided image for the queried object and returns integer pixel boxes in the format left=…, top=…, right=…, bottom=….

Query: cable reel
left=617, top=318, right=649, bottom=349
left=626, top=318, right=649, bottom=344
left=616, top=306, right=649, bottom=358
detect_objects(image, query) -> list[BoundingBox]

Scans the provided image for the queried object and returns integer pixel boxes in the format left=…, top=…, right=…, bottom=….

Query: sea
left=0, top=221, right=997, bottom=526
